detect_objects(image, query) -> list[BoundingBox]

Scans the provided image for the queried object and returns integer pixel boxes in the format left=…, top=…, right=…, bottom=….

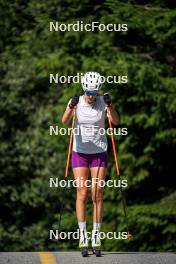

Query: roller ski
left=80, top=247, right=88, bottom=257
left=92, top=230, right=101, bottom=257
left=92, top=247, right=101, bottom=257
left=79, top=231, right=89, bottom=257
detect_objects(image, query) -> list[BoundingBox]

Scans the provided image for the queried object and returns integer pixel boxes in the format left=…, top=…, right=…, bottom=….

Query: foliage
left=0, top=0, right=176, bottom=251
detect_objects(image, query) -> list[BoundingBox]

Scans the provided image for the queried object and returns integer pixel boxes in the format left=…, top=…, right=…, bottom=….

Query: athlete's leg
left=90, top=167, right=107, bottom=223
left=91, top=166, right=106, bottom=249
left=73, top=167, right=90, bottom=249
left=73, top=167, right=89, bottom=222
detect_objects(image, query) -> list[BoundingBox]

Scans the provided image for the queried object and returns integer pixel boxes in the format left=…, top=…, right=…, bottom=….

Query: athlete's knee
left=77, top=188, right=88, bottom=203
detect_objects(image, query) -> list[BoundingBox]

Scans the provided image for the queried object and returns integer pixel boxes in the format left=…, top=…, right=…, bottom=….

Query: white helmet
left=81, top=71, right=102, bottom=91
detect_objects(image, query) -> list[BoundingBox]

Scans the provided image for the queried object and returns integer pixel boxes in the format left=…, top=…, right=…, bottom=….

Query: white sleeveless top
left=67, top=95, right=107, bottom=154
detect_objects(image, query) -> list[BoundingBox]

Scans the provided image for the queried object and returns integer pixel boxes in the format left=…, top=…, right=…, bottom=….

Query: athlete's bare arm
left=61, top=108, right=74, bottom=125
left=62, top=95, right=79, bottom=124
left=106, top=105, right=120, bottom=125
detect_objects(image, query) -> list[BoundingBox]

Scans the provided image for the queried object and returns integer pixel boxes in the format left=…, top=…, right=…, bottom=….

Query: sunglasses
left=84, top=91, right=98, bottom=96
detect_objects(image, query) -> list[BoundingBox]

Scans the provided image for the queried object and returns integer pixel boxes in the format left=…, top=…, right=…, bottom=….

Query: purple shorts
left=72, top=151, right=108, bottom=168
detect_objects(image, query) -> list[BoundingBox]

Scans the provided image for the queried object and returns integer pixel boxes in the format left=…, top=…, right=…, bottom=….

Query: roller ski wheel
left=92, top=248, right=101, bottom=257
left=80, top=247, right=88, bottom=257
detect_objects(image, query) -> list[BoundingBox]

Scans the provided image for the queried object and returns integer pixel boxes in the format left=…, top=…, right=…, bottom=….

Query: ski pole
left=107, top=115, right=132, bottom=238
left=58, top=109, right=76, bottom=234
left=65, top=108, right=76, bottom=178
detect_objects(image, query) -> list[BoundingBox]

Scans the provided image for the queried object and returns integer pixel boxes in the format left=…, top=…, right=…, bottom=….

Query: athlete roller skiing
left=61, top=72, right=120, bottom=256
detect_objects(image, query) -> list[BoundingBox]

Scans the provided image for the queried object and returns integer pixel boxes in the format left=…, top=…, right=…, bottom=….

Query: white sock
left=78, top=222, right=87, bottom=243
left=93, top=222, right=101, bottom=232
left=78, top=221, right=86, bottom=231
left=92, top=223, right=101, bottom=247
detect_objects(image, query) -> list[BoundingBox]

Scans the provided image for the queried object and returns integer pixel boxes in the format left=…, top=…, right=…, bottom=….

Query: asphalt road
left=0, top=252, right=176, bottom=264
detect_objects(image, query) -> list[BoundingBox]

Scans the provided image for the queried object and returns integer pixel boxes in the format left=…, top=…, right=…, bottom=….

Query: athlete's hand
left=69, top=94, right=79, bottom=109
left=103, top=93, right=112, bottom=107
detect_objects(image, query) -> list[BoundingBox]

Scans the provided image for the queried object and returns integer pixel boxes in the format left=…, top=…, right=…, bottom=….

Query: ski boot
left=92, top=230, right=101, bottom=257
left=79, top=231, right=88, bottom=257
